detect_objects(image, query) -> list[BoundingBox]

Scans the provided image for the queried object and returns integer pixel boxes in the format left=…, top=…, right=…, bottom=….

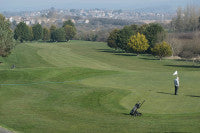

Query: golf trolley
left=130, top=100, right=145, bottom=116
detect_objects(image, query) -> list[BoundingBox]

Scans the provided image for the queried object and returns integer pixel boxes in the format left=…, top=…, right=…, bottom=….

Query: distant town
left=3, top=8, right=175, bottom=26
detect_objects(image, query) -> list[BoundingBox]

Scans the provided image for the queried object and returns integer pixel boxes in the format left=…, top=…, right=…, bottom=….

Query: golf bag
left=130, top=100, right=145, bottom=116
left=11, top=64, right=16, bottom=69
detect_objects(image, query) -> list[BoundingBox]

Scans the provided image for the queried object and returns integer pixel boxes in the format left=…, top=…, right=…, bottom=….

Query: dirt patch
left=165, top=56, right=181, bottom=60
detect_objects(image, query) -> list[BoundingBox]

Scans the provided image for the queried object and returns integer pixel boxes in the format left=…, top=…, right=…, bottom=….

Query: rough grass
left=0, top=41, right=199, bottom=133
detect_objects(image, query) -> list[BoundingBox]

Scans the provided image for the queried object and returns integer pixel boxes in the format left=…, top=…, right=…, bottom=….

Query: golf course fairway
left=0, top=41, right=199, bottom=132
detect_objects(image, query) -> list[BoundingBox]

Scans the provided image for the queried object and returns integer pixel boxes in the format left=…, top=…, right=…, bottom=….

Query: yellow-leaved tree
left=128, top=33, right=149, bottom=55
left=151, top=41, right=172, bottom=60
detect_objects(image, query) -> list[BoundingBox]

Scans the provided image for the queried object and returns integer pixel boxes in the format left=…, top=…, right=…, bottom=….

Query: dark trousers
left=175, top=86, right=178, bottom=95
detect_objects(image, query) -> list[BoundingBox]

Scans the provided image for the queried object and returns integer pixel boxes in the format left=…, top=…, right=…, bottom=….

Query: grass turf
left=0, top=40, right=199, bottom=132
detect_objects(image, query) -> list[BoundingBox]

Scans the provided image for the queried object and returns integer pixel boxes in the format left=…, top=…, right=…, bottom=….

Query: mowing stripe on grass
left=0, top=80, right=82, bottom=86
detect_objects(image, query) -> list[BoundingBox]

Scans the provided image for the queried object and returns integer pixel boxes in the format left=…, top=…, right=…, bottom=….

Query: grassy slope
left=0, top=41, right=199, bottom=133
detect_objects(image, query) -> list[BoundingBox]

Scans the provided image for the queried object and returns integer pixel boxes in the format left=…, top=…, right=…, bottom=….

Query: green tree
left=151, top=41, right=172, bottom=60
left=144, top=23, right=165, bottom=51
left=138, top=24, right=149, bottom=34
left=50, top=25, right=57, bottom=42
left=0, top=14, right=15, bottom=57
left=128, top=33, right=149, bottom=55
left=52, top=28, right=66, bottom=42
left=107, top=29, right=119, bottom=50
left=28, top=26, right=33, bottom=41
left=63, top=25, right=76, bottom=41
left=116, top=25, right=138, bottom=51
left=14, top=22, right=30, bottom=42
left=42, top=27, right=50, bottom=41
left=32, top=23, right=43, bottom=40
left=63, top=20, right=75, bottom=27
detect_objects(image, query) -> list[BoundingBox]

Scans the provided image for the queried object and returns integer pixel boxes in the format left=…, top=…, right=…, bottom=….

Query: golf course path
left=0, top=127, right=13, bottom=133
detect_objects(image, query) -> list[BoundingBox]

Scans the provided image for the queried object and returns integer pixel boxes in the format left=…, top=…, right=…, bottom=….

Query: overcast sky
left=0, top=0, right=199, bottom=11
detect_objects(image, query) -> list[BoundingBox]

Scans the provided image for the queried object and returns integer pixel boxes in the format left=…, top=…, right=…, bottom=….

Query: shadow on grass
left=114, top=53, right=136, bottom=56
left=157, top=92, right=174, bottom=95
left=122, top=113, right=131, bottom=116
left=165, top=65, right=200, bottom=69
left=97, top=49, right=137, bottom=57
left=139, top=57, right=159, bottom=61
left=186, top=95, right=200, bottom=98
left=97, top=49, right=124, bottom=54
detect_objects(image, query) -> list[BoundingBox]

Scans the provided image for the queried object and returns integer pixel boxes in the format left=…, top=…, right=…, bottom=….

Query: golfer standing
left=174, top=76, right=179, bottom=95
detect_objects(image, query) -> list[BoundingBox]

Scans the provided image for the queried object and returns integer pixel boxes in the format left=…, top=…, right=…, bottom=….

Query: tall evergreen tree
left=42, top=27, right=50, bottom=41
left=52, top=28, right=66, bottom=42
left=50, top=25, right=56, bottom=42
left=0, top=14, right=15, bottom=56
left=32, top=23, right=43, bottom=40
left=28, top=26, right=33, bottom=41
left=14, top=22, right=31, bottom=43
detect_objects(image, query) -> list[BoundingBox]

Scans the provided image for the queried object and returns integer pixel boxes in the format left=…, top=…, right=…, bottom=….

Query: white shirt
left=174, top=77, right=179, bottom=87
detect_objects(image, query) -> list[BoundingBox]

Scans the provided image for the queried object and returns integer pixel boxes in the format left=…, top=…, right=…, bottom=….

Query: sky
left=0, top=0, right=199, bottom=12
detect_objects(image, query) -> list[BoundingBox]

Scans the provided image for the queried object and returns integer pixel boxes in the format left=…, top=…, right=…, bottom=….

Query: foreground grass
left=0, top=41, right=199, bottom=132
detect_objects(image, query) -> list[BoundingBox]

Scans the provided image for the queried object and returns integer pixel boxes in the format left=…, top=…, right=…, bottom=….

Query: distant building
left=30, top=19, right=36, bottom=25
left=85, top=19, right=89, bottom=24
left=25, top=20, right=31, bottom=25
left=71, top=19, right=76, bottom=24
left=9, top=17, right=14, bottom=22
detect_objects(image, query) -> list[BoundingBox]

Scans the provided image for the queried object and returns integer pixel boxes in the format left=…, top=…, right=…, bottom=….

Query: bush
left=151, top=41, right=172, bottom=60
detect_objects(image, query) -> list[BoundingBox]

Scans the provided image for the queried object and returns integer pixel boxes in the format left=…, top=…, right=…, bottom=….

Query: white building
left=85, top=19, right=89, bottom=24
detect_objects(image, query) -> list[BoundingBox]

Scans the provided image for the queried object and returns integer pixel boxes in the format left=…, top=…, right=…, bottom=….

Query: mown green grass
left=0, top=40, right=199, bottom=133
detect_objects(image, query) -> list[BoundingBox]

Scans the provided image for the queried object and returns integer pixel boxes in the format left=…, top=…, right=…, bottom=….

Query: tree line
left=0, top=13, right=76, bottom=57
left=107, top=23, right=172, bottom=59
left=14, top=20, right=76, bottom=43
